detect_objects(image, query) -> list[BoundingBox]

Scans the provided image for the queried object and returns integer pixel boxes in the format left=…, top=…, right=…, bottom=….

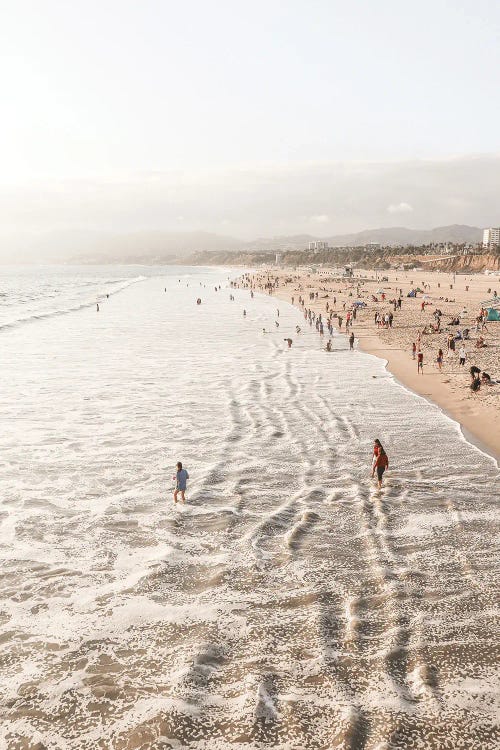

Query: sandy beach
left=239, top=267, right=500, bottom=462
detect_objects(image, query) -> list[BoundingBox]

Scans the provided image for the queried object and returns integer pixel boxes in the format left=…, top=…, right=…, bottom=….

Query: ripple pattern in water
left=0, top=268, right=498, bottom=750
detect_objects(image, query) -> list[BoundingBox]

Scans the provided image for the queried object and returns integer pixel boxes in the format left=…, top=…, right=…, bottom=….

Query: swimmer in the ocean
left=326, top=340, right=332, bottom=352
left=284, top=338, right=293, bottom=348
left=96, top=303, right=99, bottom=312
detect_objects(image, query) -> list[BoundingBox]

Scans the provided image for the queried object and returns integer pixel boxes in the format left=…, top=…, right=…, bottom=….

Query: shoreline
left=354, top=329, right=500, bottom=465
left=363, top=342, right=500, bottom=466
left=238, top=267, right=500, bottom=463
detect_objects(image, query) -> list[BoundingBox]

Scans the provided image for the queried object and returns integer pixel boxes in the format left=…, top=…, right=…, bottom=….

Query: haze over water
left=1, top=266, right=498, bottom=749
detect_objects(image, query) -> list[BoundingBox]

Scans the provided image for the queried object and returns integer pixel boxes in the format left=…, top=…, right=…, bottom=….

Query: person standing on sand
left=371, top=440, right=389, bottom=489
left=417, top=351, right=424, bottom=374
left=173, top=462, right=189, bottom=504
left=447, top=335, right=455, bottom=358
left=412, top=342, right=416, bottom=359
left=437, top=349, right=443, bottom=371
left=459, top=345, right=466, bottom=366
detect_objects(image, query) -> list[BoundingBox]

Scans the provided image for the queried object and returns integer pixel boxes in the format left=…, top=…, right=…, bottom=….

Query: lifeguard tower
left=343, top=265, right=353, bottom=278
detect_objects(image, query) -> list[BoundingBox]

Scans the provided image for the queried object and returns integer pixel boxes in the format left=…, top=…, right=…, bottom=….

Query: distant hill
left=1, top=224, right=484, bottom=263
left=89, top=230, right=244, bottom=262
left=325, top=224, right=482, bottom=247
left=243, top=234, right=319, bottom=251
left=2, top=230, right=245, bottom=263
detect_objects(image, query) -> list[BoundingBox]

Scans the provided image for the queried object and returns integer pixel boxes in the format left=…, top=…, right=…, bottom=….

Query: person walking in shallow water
left=371, top=439, right=389, bottom=489
left=173, top=462, right=189, bottom=503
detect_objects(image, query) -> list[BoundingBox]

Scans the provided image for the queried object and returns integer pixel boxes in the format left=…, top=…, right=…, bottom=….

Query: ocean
left=0, top=265, right=498, bottom=749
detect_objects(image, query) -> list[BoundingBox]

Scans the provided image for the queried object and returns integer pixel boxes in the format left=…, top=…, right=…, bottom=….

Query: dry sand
left=244, top=267, right=500, bottom=462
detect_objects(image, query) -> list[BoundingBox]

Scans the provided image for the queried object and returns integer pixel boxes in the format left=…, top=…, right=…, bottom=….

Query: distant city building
left=275, top=252, right=282, bottom=264
left=483, top=227, right=500, bottom=249
left=308, top=241, right=328, bottom=253
left=366, top=242, right=381, bottom=249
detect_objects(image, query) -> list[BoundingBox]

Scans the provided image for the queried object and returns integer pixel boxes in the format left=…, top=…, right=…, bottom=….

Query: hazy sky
left=1, top=0, right=499, bottom=243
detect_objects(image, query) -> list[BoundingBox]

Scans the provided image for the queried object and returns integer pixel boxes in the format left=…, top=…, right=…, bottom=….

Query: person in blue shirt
left=173, top=462, right=189, bottom=504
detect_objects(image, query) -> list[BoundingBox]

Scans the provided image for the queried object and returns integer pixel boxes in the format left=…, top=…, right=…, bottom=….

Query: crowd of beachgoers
left=232, top=266, right=500, bottom=458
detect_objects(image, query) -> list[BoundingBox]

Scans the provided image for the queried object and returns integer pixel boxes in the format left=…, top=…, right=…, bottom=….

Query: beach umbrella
left=376, top=288, right=385, bottom=293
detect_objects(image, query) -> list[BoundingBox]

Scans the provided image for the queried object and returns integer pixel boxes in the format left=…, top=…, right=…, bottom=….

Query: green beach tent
left=487, top=307, right=500, bottom=321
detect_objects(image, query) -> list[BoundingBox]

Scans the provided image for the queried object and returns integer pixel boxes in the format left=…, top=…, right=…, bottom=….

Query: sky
left=0, top=0, right=499, bottom=249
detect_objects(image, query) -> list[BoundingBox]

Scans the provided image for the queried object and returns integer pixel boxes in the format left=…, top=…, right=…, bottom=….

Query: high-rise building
left=483, top=227, right=500, bottom=249
left=308, top=241, right=328, bottom=253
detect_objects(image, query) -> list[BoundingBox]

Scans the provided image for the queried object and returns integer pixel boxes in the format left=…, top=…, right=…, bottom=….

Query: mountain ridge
left=1, top=224, right=484, bottom=263
left=325, top=224, right=482, bottom=246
